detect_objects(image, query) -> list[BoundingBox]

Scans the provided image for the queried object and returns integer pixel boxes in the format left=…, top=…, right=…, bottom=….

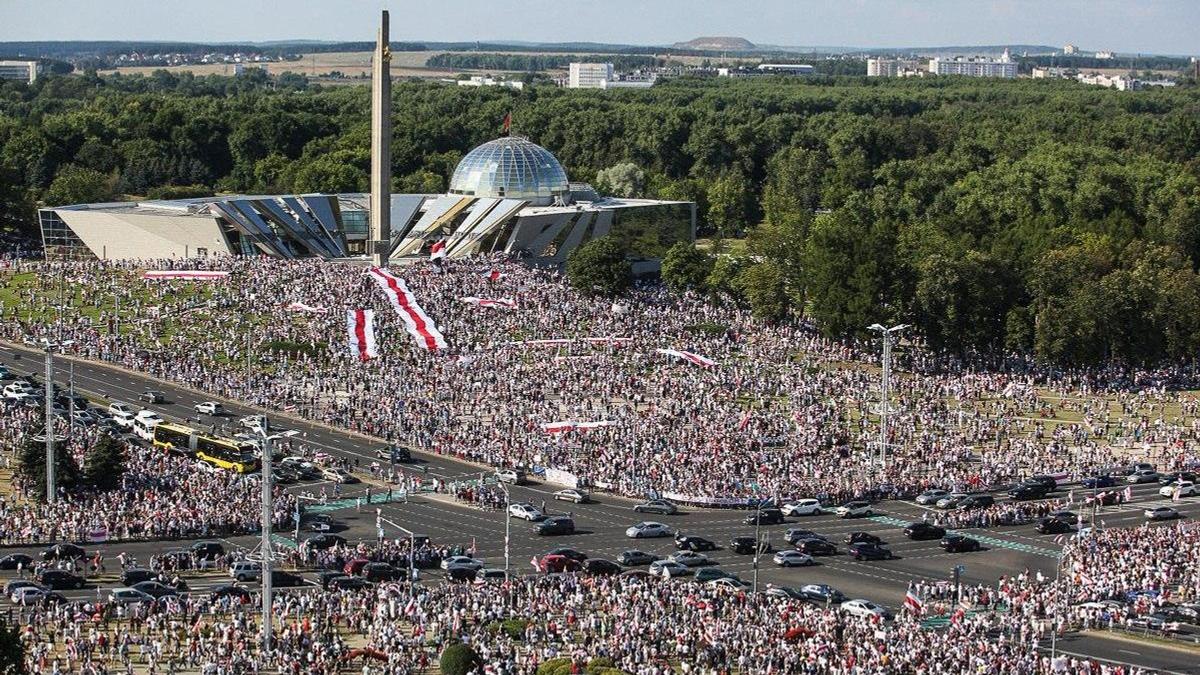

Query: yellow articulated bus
left=153, top=423, right=259, bottom=474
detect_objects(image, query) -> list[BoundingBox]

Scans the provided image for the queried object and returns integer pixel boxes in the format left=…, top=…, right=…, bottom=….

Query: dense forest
left=1, top=69, right=1199, bottom=364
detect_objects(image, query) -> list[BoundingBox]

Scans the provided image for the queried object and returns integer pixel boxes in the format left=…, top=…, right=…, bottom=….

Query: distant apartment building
left=1032, top=66, right=1072, bottom=79
left=1095, top=51, right=1116, bottom=60
left=0, top=60, right=40, bottom=84
left=1063, top=44, right=1079, bottom=55
left=866, top=57, right=925, bottom=77
left=718, top=63, right=814, bottom=78
left=457, top=75, right=524, bottom=90
left=928, top=49, right=1017, bottom=78
left=567, top=62, right=613, bottom=89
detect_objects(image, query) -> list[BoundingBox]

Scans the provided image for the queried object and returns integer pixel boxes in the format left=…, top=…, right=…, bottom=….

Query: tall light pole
left=498, top=481, right=511, bottom=573
left=254, top=422, right=297, bottom=652
left=751, top=499, right=765, bottom=593
left=867, top=324, right=906, bottom=471
left=377, top=514, right=417, bottom=582
left=40, top=339, right=73, bottom=503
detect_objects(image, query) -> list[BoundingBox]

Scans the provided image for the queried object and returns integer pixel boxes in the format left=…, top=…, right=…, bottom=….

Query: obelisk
left=370, top=10, right=392, bottom=266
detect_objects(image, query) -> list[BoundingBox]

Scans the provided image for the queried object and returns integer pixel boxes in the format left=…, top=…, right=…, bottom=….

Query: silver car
left=633, top=499, right=678, bottom=515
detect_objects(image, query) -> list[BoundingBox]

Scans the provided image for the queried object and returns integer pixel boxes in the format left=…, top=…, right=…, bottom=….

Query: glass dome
left=448, top=137, right=569, bottom=206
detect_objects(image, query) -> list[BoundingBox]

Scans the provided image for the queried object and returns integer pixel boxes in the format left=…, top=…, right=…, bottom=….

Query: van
left=133, top=417, right=159, bottom=441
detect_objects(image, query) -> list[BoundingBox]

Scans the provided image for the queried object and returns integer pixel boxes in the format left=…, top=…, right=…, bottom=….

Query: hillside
left=673, top=36, right=756, bottom=51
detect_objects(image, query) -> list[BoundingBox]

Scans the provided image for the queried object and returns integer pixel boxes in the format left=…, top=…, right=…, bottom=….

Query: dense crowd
left=4, top=255, right=1199, bottom=511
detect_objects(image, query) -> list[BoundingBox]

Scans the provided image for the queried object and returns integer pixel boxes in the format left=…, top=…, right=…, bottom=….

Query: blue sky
left=1, top=0, right=1195, bottom=55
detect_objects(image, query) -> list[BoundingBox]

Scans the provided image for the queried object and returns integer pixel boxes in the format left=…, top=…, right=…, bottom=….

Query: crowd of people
left=4, top=254, right=1198, bottom=512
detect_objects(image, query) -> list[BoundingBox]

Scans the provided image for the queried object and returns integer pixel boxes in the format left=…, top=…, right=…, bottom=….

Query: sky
left=1, top=0, right=1196, bottom=55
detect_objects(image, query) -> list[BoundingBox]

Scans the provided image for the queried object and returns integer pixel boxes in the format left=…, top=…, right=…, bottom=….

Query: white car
left=935, top=493, right=968, bottom=509
left=709, top=577, right=752, bottom=591
left=841, top=599, right=893, bottom=620
left=835, top=502, right=874, bottom=518
left=625, top=522, right=673, bottom=539
left=229, top=561, right=262, bottom=582
left=1145, top=506, right=1181, bottom=521
left=108, top=402, right=134, bottom=416
left=915, top=489, right=950, bottom=505
left=133, top=416, right=159, bottom=441
left=648, top=560, right=690, bottom=578
left=773, top=550, right=815, bottom=567
left=508, top=503, right=544, bottom=521
left=553, top=488, right=590, bottom=504
left=321, top=467, right=356, bottom=484
left=194, top=401, right=223, bottom=415
left=781, top=499, right=823, bottom=516
left=496, top=469, right=525, bottom=485
left=668, top=551, right=710, bottom=567
left=440, top=556, right=484, bottom=571
left=108, top=588, right=155, bottom=605
left=9, top=586, right=48, bottom=603
left=111, top=410, right=136, bottom=429
left=135, top=409, right=163, bottom=425
left=1160, top=482, right=1196, bottom=498
left=240, top=415, right=267, bottom=433
left=2, top=383, right=34, bottom=399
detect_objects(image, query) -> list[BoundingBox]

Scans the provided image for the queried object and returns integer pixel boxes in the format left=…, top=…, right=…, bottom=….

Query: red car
left=532, top=554, right=582, bottom=574
left=344, top=558, right=370, bottom=576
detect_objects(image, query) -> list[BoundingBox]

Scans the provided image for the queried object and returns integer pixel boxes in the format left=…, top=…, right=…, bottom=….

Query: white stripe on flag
left=347, top=309, right=378, bottom=361
left=367, top=267, right=447, bottom=351
left=655, top=348, right=717, bottom=368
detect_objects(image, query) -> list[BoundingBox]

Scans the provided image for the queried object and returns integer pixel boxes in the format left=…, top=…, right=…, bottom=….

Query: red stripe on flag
left=354, top=309, right=370, bottom=361
left=369, top=268, right=444, bottom=351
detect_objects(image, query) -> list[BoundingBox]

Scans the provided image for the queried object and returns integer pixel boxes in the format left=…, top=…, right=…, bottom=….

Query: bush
left=536, top=658, right=574, bottom=675
left=500, top=618, right=528, bottom=641
left=566, top=236, right=631, bottom=297
left=439, top=642, right=481, bottom=675
left=586, top=658, right=621, bottom=674
left=660, top=242, right=714, bottom=293
left=144, top=184, right=212, bottom=200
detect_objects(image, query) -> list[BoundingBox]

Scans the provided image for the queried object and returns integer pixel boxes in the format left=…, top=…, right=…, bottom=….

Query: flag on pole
left=485, top=268, right=505, bottom=282
left=501, top=112, right=512, bottom=135
left=904, top=588, right=923, bottom=614
left=346, top=309, right=378, bottom=361
left=738, top=410, right=752, bottom=431
left=429, top=240, right=447, bottom=261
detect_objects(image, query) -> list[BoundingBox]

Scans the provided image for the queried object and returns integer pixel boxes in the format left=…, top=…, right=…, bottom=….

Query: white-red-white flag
left=655, top=348, right=717, bottom=368
left=142, top=270, right=229, bottom=280
left=904, top=588, right=924, bottom=614
left=429, top=240, right=447, bottom=261
left=484, top=269, right=505, bottom=282
left=346, top=309, right=378, bottom=361
left=286, top=301, right=328, bottom=314
left=460, top=297, right=516, bottom=310
left=367, top=267, right=448, bottom=351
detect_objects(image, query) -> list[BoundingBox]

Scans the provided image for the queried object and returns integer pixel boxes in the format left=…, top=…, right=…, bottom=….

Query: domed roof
left=448, top=136, right=569, bottom=206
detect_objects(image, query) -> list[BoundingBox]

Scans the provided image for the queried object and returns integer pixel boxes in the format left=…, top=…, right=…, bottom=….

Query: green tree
left=18, top=435, right=81, bottom=501
left=439, top=642, right=481, bottom=675
left=536, top=658, right=574, bottom=675
left=761, top=146, right=825, bottom=226
left=736, top=261, right=789, bottom=322
left=0, top=164, right=34, bottom=236
left=44, top=164, right=114, bottom=206
left=660, top=242, right=714, bottom=293
left=395, top=170, right=444, bottom=194
left=595, top=162, right=646, bottom=198
left=0, top=620, right=25, bottom=675
left=290, top=150, right=367, bottom=194
left=913, top=250, right=1009, bottom=351
left=705, top=169, right=750, bottom=237
left=82, top=434, right=126, bottom=492
left=566, top=236, right=631, bottom=297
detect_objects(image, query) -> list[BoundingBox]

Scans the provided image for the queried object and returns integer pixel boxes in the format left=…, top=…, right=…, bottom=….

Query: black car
left=848, top=542, right=894, bottom=561
left=120, top=568, right=157, bottom=586
left=132, top=581, right=177, bottom=598
left=536, top=516, right=576, bottom=536
left=190, top=541, right=225, bottom=559
left=362, top=563, right=403, bottom=583
left=305, top=534, right=347, bottom=550
left=1024, top=475, right=1060, bottom=492
left=0, top=553, right=33, bottom=570
left=795, top=538, right=837, bottom=556
left=42, top=543, right=86, bottom=561
left=139, top=390, right=165, bottom=403
left=729, top=536, right=771, bottom=555
left=318, top=571, right=349, bottom=589
left=39, top=570, right=85, bottom=590
left=271, top=571, right=306, bottom=587
left=1009, top=484, right=1050, bottom=501
left=844, top=532, right=882, bottom=545
left=330, top=576, right=372, bottom=591
left=956, top=495, right=995, bottom=510
left=617, top=550, right=660, bottom=566
left=1083, top=475, right=1117, bottom=489
left=1036, top=518, right=1075, bottom=535
left=582, top=559, right=622, bottom=576
left=904, top=522, right=947, bottom=541
left=940, top=535, right=982, bottom=553
left=675, top=535, right=718, bottom=552
left=210, top=584, right=251, bottom=602
left=445, top=566, right=476, bottom=583
left=744, top=508, right=785, bottom=526
left=1159, top=471, right=1198, bottom=486
left=376, top=445, right=412, bottom=463
left=546, top=547, right=588, bottom=562
left=802, top=584, right=847, bottom=604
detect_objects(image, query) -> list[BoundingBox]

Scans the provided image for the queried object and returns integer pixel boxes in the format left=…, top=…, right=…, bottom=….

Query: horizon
left=1, top=0, right=1196, bottom=57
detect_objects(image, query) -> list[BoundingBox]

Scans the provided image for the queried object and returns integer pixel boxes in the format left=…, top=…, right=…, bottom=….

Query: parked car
left=39, top=570, right=85, bottom=590
left=835, top=501, right=873, bottom=518
left=582, top=559, right=621, bottom=576
left=532, top=554, right=581, bottom=574
left=781, top=499, right=824, bottom=516
left=1145, top=506, right=1182, bottom=521
left=675, top=534, right=718, bottom=552
left=667, top=551, right=710, bottom=567
left=139, top=390, right=165, bottom=404
left=229, top=561, right=262, bottom=582
left=617, top=550, right=660, bottom=566
left=41, top=543, right=86, bottom=561
left=535, top=516, right=576, bottom=536
left=729, top=536, right=771, bottom=555
left=1036, top=518, right=1075, bottom=534
left=0, top=554, right=33, bottom=570
left=440, top=556, right=485, bottom=572
left=194, top=401, right=223, bottom=415
left=108, top=588, right=154, bottom=605
left=915, top=489, right=951, bottom=505
left=841, top=599, right=894, bottom=621
left=376, top=445, right=412, bottom=463
left=132, top=581, right=177, bottom=599
left=648, top=560, right=690, bottom=578
left=625, top=522, right=672, bottom=539
left=1008, top=484, right=1050, bottom=501
left=1127, top=469, right=1160, bottom=484
left=1082, top=475, right=1116, bottom=489
left=321, top=467, right=358, bottom=484
left=304, top=534, right=347, bottom=550
left=935, top=493, right=970, bottom=509
left=191, top=541, right=225, bottom=559
left=633, top=499, right=678, bottom=515
left=848, top=542, right=894, bottom=561
left=1160, top=481, right=1196, bottom=498
left=544, top=548, right=588, bottom=562
left=496, top=468, right=526, bottom=485
left=785, top=528, right=826, bottom=545
left=773, top=550, right=816, bottom=567
left=795, top=538, right=837, bottom=556
left=744, top=508, right=785, bottom=526
left=362, top=563, right=403, bottom=583
left=271, top=571, right=305, bottom=587
left=553, top=488, right=590, bottom=504
left=444, top=567, right=477, bottom=583
left=956, top=494, right=996, bottom=510
left=120, top=568, right=157, bottom=586
left=802, top=584, right=847, bottom=604
left=844, top=532, right=883, bottom=545
left=507, top=503, right=544, bottom=521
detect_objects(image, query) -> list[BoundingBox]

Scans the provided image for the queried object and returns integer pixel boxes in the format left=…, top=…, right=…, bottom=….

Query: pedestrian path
left=301, top=491, right=409, bottom=514
left=868, top=516, right=1060, bottom=558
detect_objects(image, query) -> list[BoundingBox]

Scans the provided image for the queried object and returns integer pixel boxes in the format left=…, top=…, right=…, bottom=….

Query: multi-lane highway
left=3, top=342, right=1199, bottom=672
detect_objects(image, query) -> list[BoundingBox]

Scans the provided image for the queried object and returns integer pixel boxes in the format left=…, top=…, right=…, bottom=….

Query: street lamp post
left=40, top=339, right=73, bottom=504
left=378, top=514, right=417, bottom=582
left=498, top=481, right=511, bottom=573
left=752, top=499, right=764, bottom=593
left=867, top=324, right=907, bottom=471
left=254, top=422, right=297, bottom=652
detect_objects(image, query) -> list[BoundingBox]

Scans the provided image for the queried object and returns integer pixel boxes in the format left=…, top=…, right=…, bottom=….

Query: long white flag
left=655, top=348, right=717, bottom=368
left=347, top=309, right=378, bottom=361
left=367, top=267, right=447, bottom=351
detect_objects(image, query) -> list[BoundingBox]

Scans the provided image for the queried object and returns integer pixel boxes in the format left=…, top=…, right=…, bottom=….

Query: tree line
left=1, top=70, right=1199, bottom=364
left=427, top=53, right=663, bottom=72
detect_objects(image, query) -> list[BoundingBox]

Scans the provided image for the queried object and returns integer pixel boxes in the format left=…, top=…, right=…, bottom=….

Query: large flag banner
left=367, top=267, right=447, bottom=351
left=904, top=588, right=924, bottom=614
left=346, top=309, right=378, bottom=361
left=143, top=270, right=229, bottom=280
left=541, top=420, right=617, bottom=434
left=286, top=301, right=328, bottom=314
left=460, top=297, right=516, bottom=310
left=655, top=348, right=717, bottom=368
left=430, top=240, right=447, bottom=261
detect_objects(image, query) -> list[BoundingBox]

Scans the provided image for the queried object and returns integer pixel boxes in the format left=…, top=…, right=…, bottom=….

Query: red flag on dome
left=501, top=112, right=512, bottom=135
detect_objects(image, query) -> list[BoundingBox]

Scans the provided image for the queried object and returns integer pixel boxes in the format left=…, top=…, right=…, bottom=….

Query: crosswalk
left=867, top=515, right=1060, bottom=558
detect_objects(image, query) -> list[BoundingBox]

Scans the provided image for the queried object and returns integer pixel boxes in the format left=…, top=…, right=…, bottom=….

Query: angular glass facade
left=448, top=137, right=569, bottom=206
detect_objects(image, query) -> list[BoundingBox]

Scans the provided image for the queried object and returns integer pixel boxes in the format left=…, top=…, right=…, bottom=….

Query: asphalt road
left=3, top=343, right=1199, bottom=671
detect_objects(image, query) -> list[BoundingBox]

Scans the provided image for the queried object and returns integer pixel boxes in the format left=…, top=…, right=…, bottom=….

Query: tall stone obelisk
left=370, top=10, right=392, bottom=266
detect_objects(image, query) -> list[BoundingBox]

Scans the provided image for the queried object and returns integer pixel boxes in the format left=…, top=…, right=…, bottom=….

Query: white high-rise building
left=568, top=62, right=613, bottom=89
left=0, top=60, right=39, bottom=84
left=1063, top=44, right=1079, bottom=55
left=867, top=57, right=925, bottom=77
left=928, top=49, right=1017, bottom=78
